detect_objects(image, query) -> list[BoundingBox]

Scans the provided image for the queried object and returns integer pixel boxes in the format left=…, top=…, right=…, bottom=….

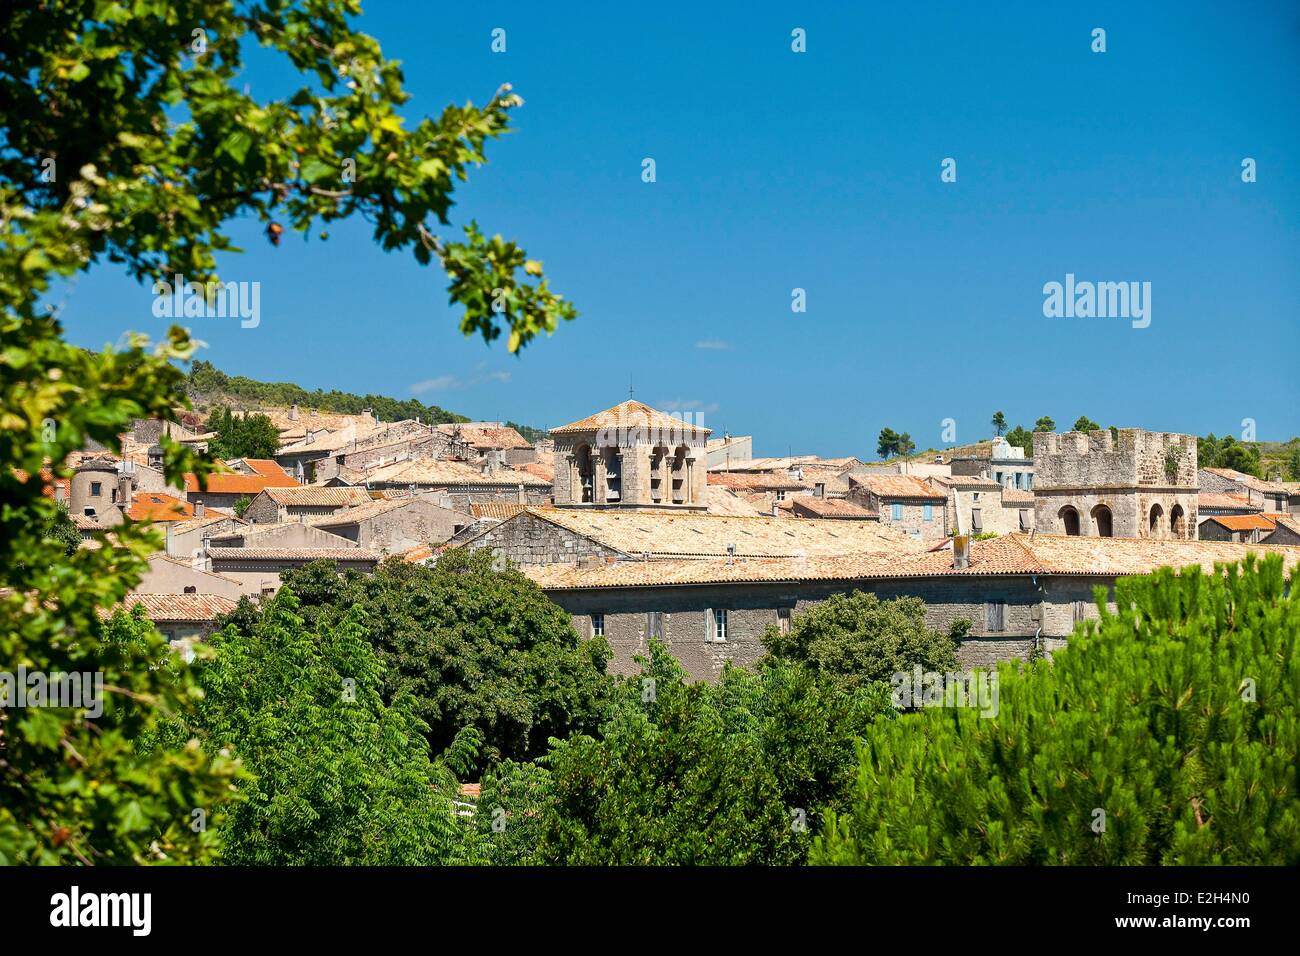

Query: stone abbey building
left=1032, top=429, right=1199, bottom=539
left=550, top=400, right=711, bottom=510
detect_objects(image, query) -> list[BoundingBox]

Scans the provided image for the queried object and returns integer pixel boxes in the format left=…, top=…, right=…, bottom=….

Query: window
left=776, top=489, right=787, bottom=501
left=590, top=613, right=605, bottom=637
left=971, top=507, right=983, bottom=532
left=891, top=503, right=903, bottom=521
left=1019, top=509, right=1031, bottom=531
left=1072, top=600, right=1087, bottom=623
left=777, top=607, right=792, bottom=635
left=709, top=608, right=728, bottom=642
left=923, top=503, right=933, bottom=521
left=647, top=611, right=664, bottom=640
left=90, top=481, right=102, bottom=497
left=183, top=585, right=197, bottom=594
left=985, top=600, right=1006, bottom=633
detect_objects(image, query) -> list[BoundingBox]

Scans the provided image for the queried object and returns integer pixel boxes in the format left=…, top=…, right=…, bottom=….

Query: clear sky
left=54, top=1, right=1300, bottom=457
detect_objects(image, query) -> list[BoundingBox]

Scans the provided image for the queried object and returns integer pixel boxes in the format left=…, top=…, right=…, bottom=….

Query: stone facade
left=467, top=511, right=622, bottom=565
left=543, top=574, right=1113, bottom=682
left=1033, top=429, right=1198, bottom=539
left=551, top=402, right=710, bottom=510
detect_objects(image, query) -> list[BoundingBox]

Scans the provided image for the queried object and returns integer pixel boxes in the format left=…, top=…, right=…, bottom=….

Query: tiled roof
left=1197, top=492, right=1262, bottom=512
left=207, top=546, right=381, bottom=562
left=1201, top=514, right=1281, bottom=532
left=524, top=532, right=1300, bottom=590
left=184, top=471, right=300, bottom=495
left=514, top=461, right=555, bottom=482
left=471, top=502, right=528, bottom=520
left=435, top=423, right=531, bottom=450
left=401, top=544, right=436, bottom=563
left=239, top=458, right=293, bottom=478
left=790, top=497, right=878, bottom=519
left=927, top=473, right=1002, bottom=491
left=260, top=486, right=373, bottom=507
left=126, top=492, right=194, bottom=521
left=308, top=497, right=413, bottom=526
left=550, top=400, right=712, bottom=436
left=701, top=486, right=767, bottom=517
left=1202, top=468, right=1290, bottom=495
left=166, top=513, right=245, bottom=535
left=708, top=472, right=809, bottom=491
left=484, top=507, right=925, bottom=560
left=846, top=474, right=946, bottom=500
left=716, top=455, right=860, bottom=473
left=365, top=459, right=550, bottom=488
left=1000, top=488, right=1035, bottom=505
left=111, top=592, right=238, bottom=622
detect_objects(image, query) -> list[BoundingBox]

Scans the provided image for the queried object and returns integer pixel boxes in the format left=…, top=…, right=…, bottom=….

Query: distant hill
left=184, top=360, right=549, bottom=444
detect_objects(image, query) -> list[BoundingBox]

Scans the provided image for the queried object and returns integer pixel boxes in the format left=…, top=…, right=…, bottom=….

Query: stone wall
left=464, top=511, right=621, bottom=565
left=546, top=575, right=1057, bottom=682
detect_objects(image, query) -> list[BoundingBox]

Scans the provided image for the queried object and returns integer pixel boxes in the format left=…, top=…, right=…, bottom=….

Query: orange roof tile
left=550, top=400, right=711, bottom=436
left=126, top=493, right=194, bottom=522
left=184, top=471, right=300, bottom=495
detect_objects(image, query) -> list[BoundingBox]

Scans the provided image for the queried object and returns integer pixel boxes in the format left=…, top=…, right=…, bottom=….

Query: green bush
left=812, top=556, right=1300, bottom=865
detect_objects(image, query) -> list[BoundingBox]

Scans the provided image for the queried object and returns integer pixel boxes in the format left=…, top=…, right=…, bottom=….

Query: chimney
left=117, top=473, right=133, bottom=510
left=517, top=482, right=526, bottom=504
left=952, top=534, right=971, bottom=571
left=771, top=503, right=779, bottom=517
left=194, top=499, right=205, bottom=519
left=290, top=403, right=300, bottom=421
left=54, top=482, right=67, bottom=505
left=309, top=407, right=318, bottom=417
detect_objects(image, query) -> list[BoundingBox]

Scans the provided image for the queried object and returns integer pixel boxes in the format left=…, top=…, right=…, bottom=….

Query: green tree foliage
left=188, top=359, right=470, bottom=427
left=813, top=557, right=1300, bottom=865
left=991, top=411, right=1007, bottom=437
left=530, top=644, right=894, bottom=865
left=206, top=405, right=281, bottom=459
left=44, top=505, right=81, bottom=556
left=274, top=550, right=613, bottom=769
left=1005, top=424, right=1034, bottom=456
left=1, top=312, right=237, bottom=863
left=4, top=0, right=575, bottom=352
left=761, top=592, right=963, bottom=693
left=1034, top=416, right=1056, bottom=432
left=232, top=495, right=251, bottom=518
left=1072, top=416, right=1100, bottom=432
left=876, top=428, right=901, bottom=459
left=1199, top=434, right=1261, bottom=477
left=191, top=588, right=477, bottom=864
left=1288, top=443, right=1300, bottom=482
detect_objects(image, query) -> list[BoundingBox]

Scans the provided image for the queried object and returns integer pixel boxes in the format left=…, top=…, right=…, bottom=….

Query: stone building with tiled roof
left=1034, top=429, right=1198, bottom=540
left=550, top=401, right=711, bottom=511
left=503, top=521, right=1300, bottom=680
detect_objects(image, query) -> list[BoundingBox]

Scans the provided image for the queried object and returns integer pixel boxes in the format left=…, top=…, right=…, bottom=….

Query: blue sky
left=55, top=1, right=1300, bottom=456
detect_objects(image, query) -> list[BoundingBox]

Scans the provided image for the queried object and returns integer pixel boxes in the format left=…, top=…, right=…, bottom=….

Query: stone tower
left=69, top=458, right=119, bottom=518
left=1032, top=429, right=1198, bottom=539
left=550, top=401, right=711, bottom=510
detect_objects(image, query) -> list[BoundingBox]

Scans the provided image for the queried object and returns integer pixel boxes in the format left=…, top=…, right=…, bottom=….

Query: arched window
left=574, top=444, right=594, bottom=503
left=601, top=447, right=621, bottom=502
left=1091, top=504, right=1113, bottom=537
left=1170, top=504, right=1186, bottom=539
left=1059, top=505, right=1081, bottom=536
left=649, top=445, right=668, bottom=503
left=670, top=445, right=689, bottom=504
left=1149, top=503, right=1165, bottom=537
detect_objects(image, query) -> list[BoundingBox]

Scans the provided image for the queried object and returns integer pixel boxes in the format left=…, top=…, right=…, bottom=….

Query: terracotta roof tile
left=110, top=592, right=238, bottom=622
left=260, top=486, right=373, bottom=507
left=184, top=471, right=300, bottom=495
left=550, top=400, right=712, bottom=436
left=207, top=546, right=381, bottom=561
left=790, top=497, right=878, bottom=519
left=365, top=459, right=549, bottom=488
left=708, top=472, right=809, bottom=491
left=435, top=423, right=531, bottom=450
left=525, top=533, right=1300, bottom=590
left=126, top=492, right=194, bottom=521
left=846, top=474, right=946, bottom=500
